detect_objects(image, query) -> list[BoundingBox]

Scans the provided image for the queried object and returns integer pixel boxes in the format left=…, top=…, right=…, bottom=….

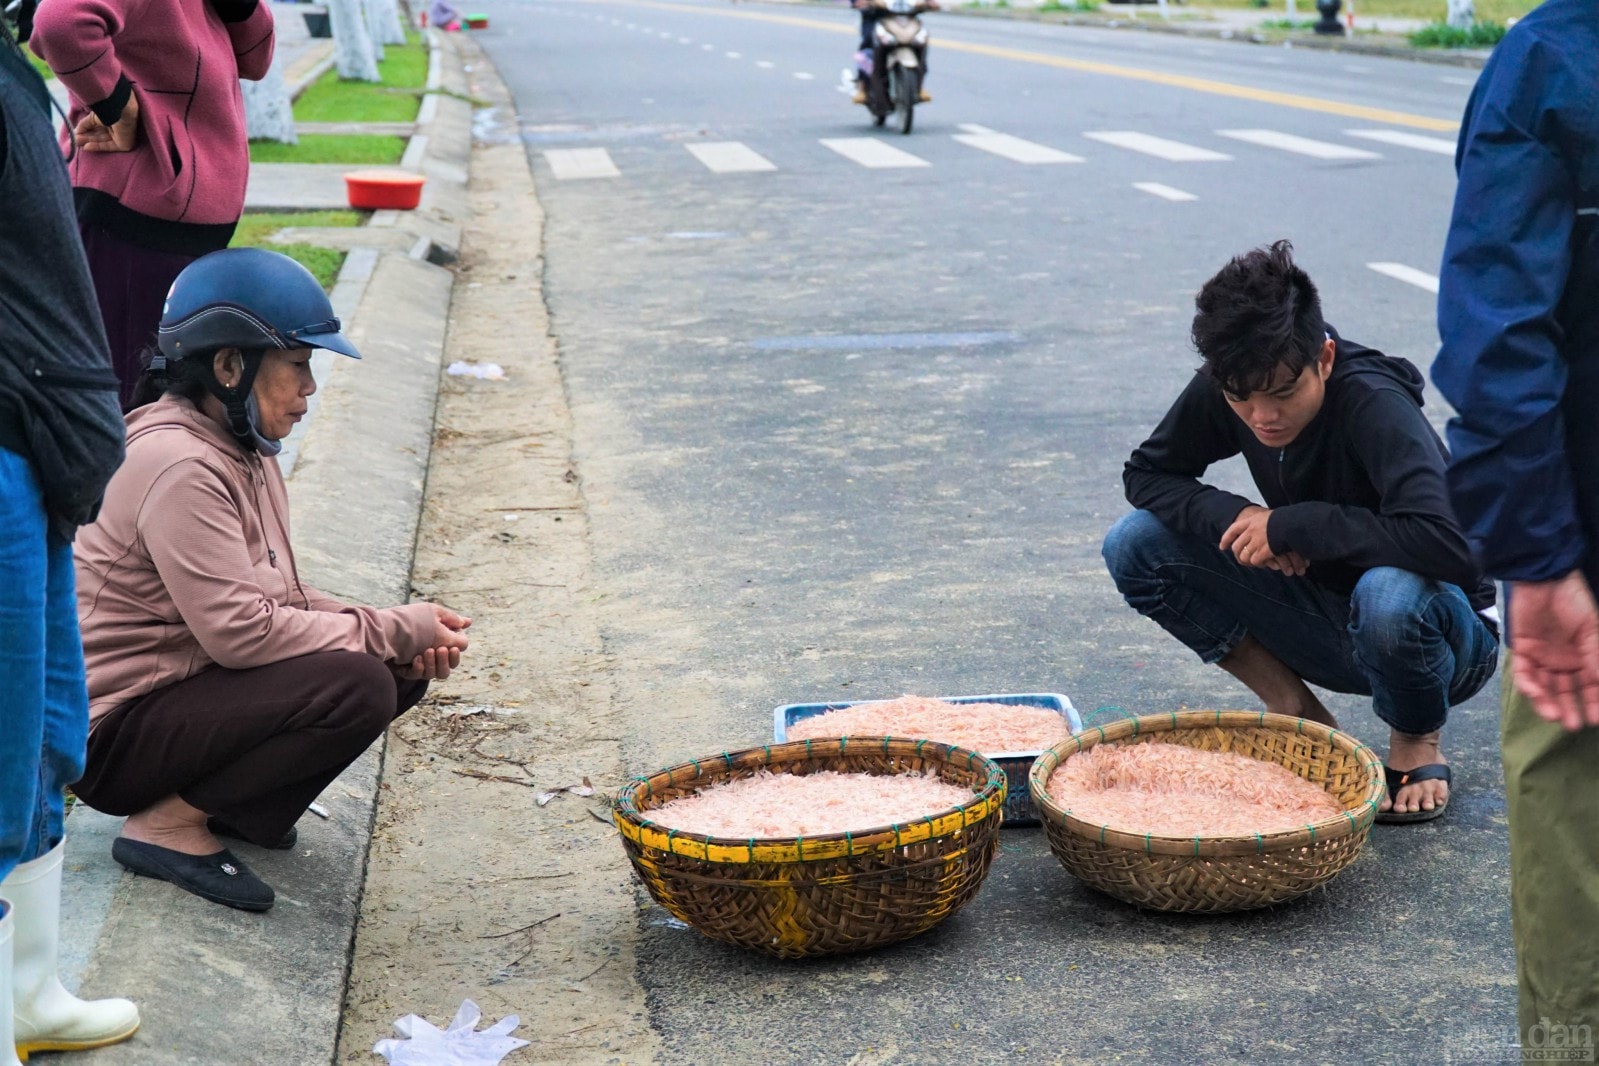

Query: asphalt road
left=472, top=5, right=1511, bottom=1061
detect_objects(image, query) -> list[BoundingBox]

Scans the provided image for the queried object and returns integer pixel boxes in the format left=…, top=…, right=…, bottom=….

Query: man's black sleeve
left=1267, top=388, right=1481, bottom=587
left=1123, top=372, right=1255, bottom=545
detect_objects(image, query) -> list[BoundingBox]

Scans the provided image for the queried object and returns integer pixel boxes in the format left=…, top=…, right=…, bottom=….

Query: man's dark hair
left=1191, top=240, right=1326, bottom=398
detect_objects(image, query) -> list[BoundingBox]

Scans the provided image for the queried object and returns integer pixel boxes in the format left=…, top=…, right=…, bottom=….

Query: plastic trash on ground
left=373, top=1000, right=528, bottom=1065
left=446, top=361, right=507, bottom=380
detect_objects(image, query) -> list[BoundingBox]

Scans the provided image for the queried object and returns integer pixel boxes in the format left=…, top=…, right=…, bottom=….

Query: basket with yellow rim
left=1028, top=710, right=1385, bottom=914
left=614, top=736, right=1007, bottom=958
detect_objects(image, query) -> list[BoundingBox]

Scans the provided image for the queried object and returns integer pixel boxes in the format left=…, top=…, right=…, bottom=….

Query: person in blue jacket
left=1103, top=241, right=1500, bottom=823
left=1, top=14, right=140, bottom=1059
left=1431, top=0, right=1599, bottom=1044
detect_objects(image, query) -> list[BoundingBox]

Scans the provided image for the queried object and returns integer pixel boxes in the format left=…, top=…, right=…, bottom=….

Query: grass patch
left=1258, top=16, right=1318, bottom=28
left=249, top=133, right=407, bottom=165
left=230, top=211, right=363, bottom=290
left=28, top=51, right=54, bottom=81
left=1039, top=0, right=1100, bottom=11
left=293, top=35, right=429, bottom=123
left=1408, top=20, right=1508, bottom=46
left=1179, top=0, right=1533, bottom=24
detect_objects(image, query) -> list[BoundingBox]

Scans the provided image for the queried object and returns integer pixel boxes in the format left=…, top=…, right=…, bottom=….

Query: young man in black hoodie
left=1102, top=241, right=1499, bottom=823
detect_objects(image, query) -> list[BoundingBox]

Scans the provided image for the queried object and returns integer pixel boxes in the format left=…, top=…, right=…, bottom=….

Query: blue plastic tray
left=773, top=693, right=1082, bottom=828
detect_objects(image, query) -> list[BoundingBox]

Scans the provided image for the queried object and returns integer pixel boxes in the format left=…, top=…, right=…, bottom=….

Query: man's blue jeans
left=1102, top=510, right=1500, bottom=736
left=0, top=446, right=88, bottom=881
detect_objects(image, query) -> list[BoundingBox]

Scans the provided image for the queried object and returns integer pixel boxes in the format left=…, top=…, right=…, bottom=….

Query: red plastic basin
left=344, top=170, right=425, bottom=211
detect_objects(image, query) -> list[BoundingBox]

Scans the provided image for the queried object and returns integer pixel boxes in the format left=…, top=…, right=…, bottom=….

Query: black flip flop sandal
left=1376, top=763, right=1452, bottom=824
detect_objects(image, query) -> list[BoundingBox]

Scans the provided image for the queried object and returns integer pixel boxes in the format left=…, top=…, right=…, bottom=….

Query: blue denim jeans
left=1102, top=510, right=1500, bottom=736
left=0, top=446, right=88, bottom=880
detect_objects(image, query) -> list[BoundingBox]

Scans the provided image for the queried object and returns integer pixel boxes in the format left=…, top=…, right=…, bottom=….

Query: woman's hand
left=395, top=646, right=462, bottom=681
left=430, top=604, right=473, bottom=647
left=75, top=92, right=140, bottom=153
left=394, top=605, right=472, bottom=681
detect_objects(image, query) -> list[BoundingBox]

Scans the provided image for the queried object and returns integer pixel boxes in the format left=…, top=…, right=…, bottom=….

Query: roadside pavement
left=58, top=23, right=474, bottom=1066
left=938, top=0, right=1496, bottom=66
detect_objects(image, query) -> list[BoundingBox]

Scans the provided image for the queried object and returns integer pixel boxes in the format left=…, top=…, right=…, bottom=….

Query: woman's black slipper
left=111, top=838, right=275, bottom=912
left=1376, top=763, right=1452, bottom=825
left=207, top=818, right=298, bottom=850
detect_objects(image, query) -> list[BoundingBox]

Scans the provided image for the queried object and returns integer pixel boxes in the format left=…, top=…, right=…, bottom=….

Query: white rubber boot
left=3, top=844, right=138, bottom=1058
left=0, top=900, right=26, bottom=1066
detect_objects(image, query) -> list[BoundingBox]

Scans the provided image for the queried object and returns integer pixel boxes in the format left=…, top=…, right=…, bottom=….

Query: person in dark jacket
left=1102, top=241, right=1499, bottom=823
left=1431, top=0, right=1599, bottom=1043
left=0, top=16, right=138, bottom=1060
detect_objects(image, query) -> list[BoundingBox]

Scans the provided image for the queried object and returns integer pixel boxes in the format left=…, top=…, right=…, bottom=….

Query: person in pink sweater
left=29, top=0, right=275, bottom=409
left=72, top=249, right=470, bottom=912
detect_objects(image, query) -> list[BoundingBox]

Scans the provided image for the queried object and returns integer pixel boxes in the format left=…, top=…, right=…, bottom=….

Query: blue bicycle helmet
left=154, top=248, right=359, bottom=456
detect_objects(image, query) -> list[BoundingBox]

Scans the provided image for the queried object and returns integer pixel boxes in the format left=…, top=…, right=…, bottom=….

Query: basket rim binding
left=614, top=736, right=1008, bottom=865
left=1027, top=709, right=1385, bottom=858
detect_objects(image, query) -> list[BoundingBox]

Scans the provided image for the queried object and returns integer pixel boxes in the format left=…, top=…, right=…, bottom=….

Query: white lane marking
left=702, top=43, right=714, bottom=50
left=686, top=141, right=778, bottom=173
left=1083, top=131, right=1230, bottom=162
left=953, top=132, right=1083, bottom=164
left=543, top=148, right=620, bottom=180
left=1218, top=129, right=1381, bottom=160
left=1134, top=181, right=1197, bottom=202
left=1346, top=129, right=1457, bottom=155
left=756, top=60, right=775, bottom=69
left=958, top=123, right=998, bottom=135
left=678, top=36, right=692, bottom=43
left=794, top=71, right=815, bottom=80
left=726, top=51, right=741, bottom=58
left=1368, top=262, right=1440, bottom=293
left=820, top=138, right=931, bottom=168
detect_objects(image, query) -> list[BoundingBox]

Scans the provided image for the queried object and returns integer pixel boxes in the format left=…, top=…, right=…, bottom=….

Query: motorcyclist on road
left=850, top=0, right=937, bottom=106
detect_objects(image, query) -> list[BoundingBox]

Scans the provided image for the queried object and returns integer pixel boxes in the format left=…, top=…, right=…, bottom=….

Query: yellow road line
left=585, top=0, right=1460, bottom=132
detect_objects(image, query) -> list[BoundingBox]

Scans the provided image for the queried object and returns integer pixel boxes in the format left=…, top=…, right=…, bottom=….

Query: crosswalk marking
left=1368, top=262, right=1440, bottom=293
left=820, top=138, right=930, bottom=169
left=1346, top=129, right=1457, bottom=156
left=543, top=148, right=620, bottom=180
left=794, top=72, right=814, bottom=80
left=686, top=142, right=778, bottom=174
left=1083, top=131, right=1230, bottom=162
left=1218, top=129, right=1380, bottom=160
left=756, top=60, right=775, bottom=69
left=953, top=131, right=1082, bottom=164
left=1134, top=182, right=1197, bottom=202
left=726, top=51, right=741, bottom=58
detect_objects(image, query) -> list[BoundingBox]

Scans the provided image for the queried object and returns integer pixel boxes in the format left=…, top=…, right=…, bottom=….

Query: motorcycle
left=856, top=0, right=934, bottom=134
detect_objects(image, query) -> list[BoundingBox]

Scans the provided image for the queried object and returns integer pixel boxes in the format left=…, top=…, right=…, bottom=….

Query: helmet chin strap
left=204, top=351, right=283, bottom=457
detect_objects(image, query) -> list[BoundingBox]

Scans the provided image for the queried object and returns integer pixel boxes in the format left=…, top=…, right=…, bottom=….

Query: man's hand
left=1262, top=550, right=1310, bottom=577
left=75, top=92, right=140, bottom=153
left=1509, top=570, right=1599, bottom=731
left=1221, top=506, right=1278, bottom=567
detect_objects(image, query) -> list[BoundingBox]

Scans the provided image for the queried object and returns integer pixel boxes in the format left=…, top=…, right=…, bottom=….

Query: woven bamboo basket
left=614, top=737, right=1007, bottom=958
left=1028, top=710, right=1384, bottom=914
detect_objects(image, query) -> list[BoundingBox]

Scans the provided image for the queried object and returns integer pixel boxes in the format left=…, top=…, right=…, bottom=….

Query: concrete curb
left=60, top=30, right=472, bottom=1066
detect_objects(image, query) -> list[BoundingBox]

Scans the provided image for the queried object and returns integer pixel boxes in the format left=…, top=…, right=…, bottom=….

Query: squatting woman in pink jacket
left=29, top=0, right=275, bottom=408
left=72, top=249, right=471, bottom=912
